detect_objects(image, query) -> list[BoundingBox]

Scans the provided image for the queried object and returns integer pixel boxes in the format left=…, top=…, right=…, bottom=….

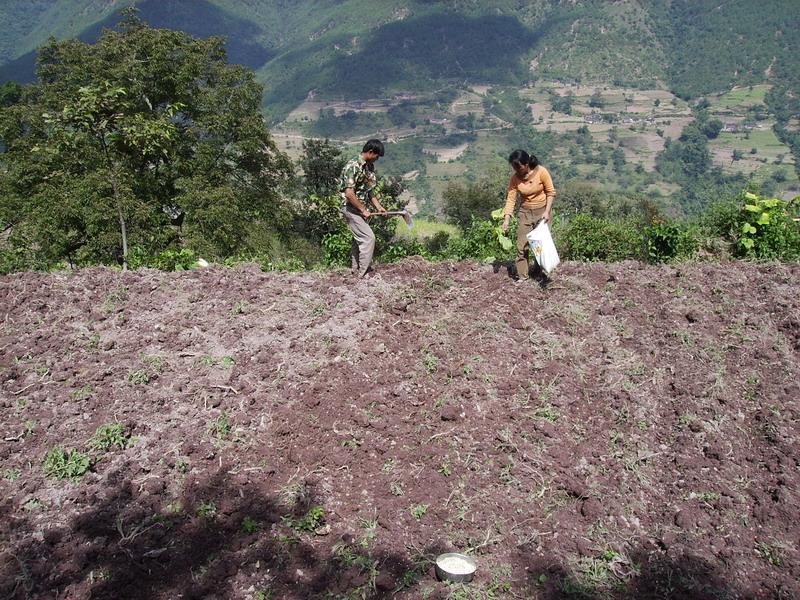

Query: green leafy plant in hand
left=485, top=208, right=514, bottom=263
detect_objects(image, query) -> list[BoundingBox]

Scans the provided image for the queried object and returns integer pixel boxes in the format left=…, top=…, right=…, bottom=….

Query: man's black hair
left=363, top=139, right=385, bottom=157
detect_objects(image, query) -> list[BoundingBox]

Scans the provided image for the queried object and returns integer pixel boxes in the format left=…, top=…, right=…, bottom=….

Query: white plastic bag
left=526, top=221, right=560, bottom=274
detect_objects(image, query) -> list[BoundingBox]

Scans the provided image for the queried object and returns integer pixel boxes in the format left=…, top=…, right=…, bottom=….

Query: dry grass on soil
left=1, top=258, right=799, bottom=599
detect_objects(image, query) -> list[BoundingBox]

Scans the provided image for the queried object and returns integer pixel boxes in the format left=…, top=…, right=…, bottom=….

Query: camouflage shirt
left=339, top=155, right=377, bottom=208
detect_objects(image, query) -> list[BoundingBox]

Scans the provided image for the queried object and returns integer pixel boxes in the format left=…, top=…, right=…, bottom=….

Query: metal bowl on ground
left=434, top=552, right=477, bottom=583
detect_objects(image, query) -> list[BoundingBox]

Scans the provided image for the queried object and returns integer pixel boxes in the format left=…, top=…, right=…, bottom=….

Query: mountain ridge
left=1, top=0, right=797, bottom=116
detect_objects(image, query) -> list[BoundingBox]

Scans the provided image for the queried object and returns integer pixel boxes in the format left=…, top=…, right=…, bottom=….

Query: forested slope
left=1, top=0, right=798, bottom=115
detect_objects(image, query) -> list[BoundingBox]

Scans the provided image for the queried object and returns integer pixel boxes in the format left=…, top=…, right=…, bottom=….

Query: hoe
left=377, top=210, right=414, bottom=228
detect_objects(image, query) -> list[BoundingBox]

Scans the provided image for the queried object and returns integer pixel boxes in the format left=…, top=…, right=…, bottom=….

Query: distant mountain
left=1, top=0, right=798, bottom=118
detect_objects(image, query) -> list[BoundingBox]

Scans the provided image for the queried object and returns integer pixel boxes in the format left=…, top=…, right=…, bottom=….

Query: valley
left=273, top=81, right=798, bottom=217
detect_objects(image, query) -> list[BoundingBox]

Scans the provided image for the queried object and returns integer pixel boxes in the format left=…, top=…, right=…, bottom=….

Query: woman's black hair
left=508, top=149, right=539, bottom=169
left=363, top=139, right=385, bottom=157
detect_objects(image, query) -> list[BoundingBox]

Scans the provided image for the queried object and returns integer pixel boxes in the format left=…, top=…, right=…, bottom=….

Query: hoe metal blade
left=382, top=210, right=414, bottom=229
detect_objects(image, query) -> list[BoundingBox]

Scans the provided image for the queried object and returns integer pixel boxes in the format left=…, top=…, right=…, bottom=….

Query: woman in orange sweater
left=501, top=149, right=556, bottom=281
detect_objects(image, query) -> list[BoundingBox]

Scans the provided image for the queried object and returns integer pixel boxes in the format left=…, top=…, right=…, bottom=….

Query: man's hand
left=502, top=215, right=511, bottom=233
left=362, top=209, right=371, bottom=218
left=542, top=210, right=552, bottom=223
left=371, top=196, right=387, bottom=215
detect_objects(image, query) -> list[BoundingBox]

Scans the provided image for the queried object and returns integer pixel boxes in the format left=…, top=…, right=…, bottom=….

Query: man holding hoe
left=340, top=139, right=388, bottom=277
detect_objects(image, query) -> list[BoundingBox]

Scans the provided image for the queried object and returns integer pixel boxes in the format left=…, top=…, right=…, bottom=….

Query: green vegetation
left=89, top=422, right=130, bottom=452
left=1, top=10, right=798, bottom=276
left=644, top=221, right=699, bottom=264
left=284, top=505, right=325, bottom=533
left=196, top=500, right=217, bottom=519
left=728, top=193, right=800, bottom=260
left=207, top=412, right=233, bottom=441
left=241, top=516, right=260, bottom=534
left=0, top=12, right=293, bottom=272
left=3, top=468, right=21, bottom=481
left=42, top=447, right=91, bottom=480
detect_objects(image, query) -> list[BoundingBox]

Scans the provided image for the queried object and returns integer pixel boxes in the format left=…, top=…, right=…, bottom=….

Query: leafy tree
left=656, top=117, right=713, bottom=185
left=455, top=112, right=477, bottom=131
left=442, top=177, right=504, bottom=231
left=0, top=82, right=22, bottom=107
left=612, top=147, right=626, bottom=174
left=299, top=138, right=346, bottom=199
left=588, top=90, right=605, bottom=109
left=0, top=10, right=293, bottom=271
left=557, top=181, right=609, bottom=218
left=575, top=125, right=592, bottom=147
left=550, top=91, right=574, bottom=115
left=701, top=118, right=723, bottom=139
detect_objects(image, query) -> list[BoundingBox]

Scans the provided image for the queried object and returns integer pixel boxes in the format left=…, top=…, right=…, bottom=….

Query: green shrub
left=699, top=192, right=800, bottom=260
left=283, top=505, right=325, bottom=533
left=42, top=447, right=91, bottom=480
left=556, top=214, right=644, bottom=262
left=423, top=230, right=451, bottom=256
left=735, top=193, right=800, bottom=260
left=0, top=245, right=38, bottom=275
left=701, top=199, right=740, bottom=241
left=321, top=231, right=353, bottom=267
left=259, top=256, right=306, bottom=272
left=444, top=212, right=514, bottom=263
left=89, top=422, right=130, bottom=452
left=128, top=247, right=198, bottom=271
left=379, top=238, right=431, bottom=262
left=643, top=221, right=699, bottom=263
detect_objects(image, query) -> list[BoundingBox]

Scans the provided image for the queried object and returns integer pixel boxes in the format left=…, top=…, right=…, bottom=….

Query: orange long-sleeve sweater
left=503, top=165, right=556, bottom=217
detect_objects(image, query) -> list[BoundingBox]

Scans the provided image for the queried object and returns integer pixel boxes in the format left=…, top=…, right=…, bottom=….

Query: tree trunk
left=109, top=167, right=129, bottom=271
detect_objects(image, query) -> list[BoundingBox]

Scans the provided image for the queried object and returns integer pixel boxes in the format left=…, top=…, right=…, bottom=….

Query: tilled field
left=1, top=259, right=798, bottom=599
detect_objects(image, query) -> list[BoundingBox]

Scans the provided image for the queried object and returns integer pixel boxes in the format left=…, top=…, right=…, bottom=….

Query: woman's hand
left=542, top=210, right=552, bottom=224
left=502, top=216, right=511, bottom=233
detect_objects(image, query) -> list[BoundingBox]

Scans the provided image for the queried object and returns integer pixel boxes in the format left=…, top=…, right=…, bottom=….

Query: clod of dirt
left=375, top=572, right=396, bottom=591
left=440, top=405, right=461, bottom=421
left=560, top=477, right=589, bottom=499
left=598, top=303, right=615, bottom=316
left=580, top=498, right=603, bottom=520
left=533, top=419, right=557, bottom=438
left=685, top=310, right=700, bottom=323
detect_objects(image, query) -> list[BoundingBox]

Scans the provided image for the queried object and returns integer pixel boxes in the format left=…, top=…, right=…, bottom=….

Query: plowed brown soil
left=1, top=259, right=798, bottom=600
